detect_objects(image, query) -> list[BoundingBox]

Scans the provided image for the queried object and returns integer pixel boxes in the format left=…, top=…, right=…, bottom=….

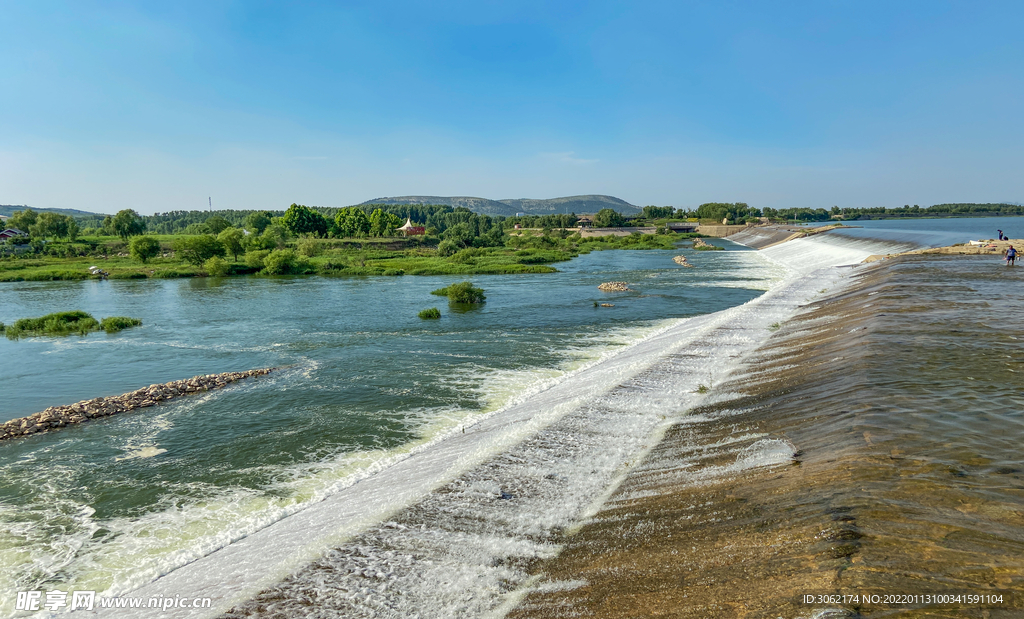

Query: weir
left=74, top=232, right=924, bottom=618
left=509, top=252, right=1024, bottom=617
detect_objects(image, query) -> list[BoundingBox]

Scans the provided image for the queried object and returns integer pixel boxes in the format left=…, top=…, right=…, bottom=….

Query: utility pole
left=209, top=197, right=212, bottom=211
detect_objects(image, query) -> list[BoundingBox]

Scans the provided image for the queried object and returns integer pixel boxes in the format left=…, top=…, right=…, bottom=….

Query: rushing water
left=507, top=237, right=1024, bottom=617
left=0, top=243, right=782, bottom=615
left=4, top=219, right=1019, bottom=618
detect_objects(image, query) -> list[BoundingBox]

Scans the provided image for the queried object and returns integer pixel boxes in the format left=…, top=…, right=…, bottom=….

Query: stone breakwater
left=0, top=369, right=274, bottom=442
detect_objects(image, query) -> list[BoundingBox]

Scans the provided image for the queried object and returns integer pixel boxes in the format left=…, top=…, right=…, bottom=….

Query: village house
left=0, top=228, right=28, bottom=241
left=397, top=218, right=425, bottom=236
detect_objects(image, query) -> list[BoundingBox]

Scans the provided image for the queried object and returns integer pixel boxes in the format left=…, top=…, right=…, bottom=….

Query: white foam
left=51, top=237, right=889, bottom=619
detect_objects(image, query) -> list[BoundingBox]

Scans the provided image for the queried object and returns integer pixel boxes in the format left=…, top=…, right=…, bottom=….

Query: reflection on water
left=510, top=254, right=1024, bottom=618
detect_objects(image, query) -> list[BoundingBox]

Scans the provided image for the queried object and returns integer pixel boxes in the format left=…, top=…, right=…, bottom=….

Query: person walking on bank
left=1005, top=245, right=1017, bottom=266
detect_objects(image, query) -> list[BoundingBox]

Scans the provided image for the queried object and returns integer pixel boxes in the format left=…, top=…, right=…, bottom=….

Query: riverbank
left=0, top=369, right=273, bottom=441
left=507, top=253, right=1024, bottom=618
left=0, top=231, right=695, bottom=282
left=864, top=237, right=1024, bottom=262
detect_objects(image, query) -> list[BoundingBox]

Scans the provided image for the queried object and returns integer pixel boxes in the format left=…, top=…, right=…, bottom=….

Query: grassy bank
left=0, top=230, right=698, bottom=282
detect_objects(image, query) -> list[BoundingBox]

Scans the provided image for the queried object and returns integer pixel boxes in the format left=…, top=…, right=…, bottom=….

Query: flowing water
left=4, top=221, right=1020, bottom=618
left=0, top=243, right=780, bottom=616
left=508, top=243, right=1024, bottom=617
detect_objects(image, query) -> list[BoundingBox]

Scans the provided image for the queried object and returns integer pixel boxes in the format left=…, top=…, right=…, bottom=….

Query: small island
left=1, top=311, right=142, bottom=340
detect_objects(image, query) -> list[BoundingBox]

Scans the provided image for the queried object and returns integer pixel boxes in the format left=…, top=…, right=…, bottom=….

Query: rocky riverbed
left=0, top=369, right=274, bottom=441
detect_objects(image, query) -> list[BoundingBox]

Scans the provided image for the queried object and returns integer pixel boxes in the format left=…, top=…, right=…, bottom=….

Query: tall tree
left=218, top=227, right=244, bottom=261
left=111, top=209, right=146, bottom=240
left=282, top=204, right=329, bottom=237
left=173, top=235, right=226, bottom=266
left=7, top=208, right=38, bottom=232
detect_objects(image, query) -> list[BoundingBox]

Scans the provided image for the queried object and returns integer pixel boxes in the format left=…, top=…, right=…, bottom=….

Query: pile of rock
left=692, top=238, right=713, bottom=249
left=673, top=255, right=694, bottom=267
left=598, top=281, right=631, bottom=292
left=0, top=369, right=274, bottom=441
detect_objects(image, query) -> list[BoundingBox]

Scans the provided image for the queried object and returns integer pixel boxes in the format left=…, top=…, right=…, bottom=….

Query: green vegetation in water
left=768, top=322, right=781, bottom=331
left=1, top=311, right=142, bottom=339
left=99, top=316, right=143, bottom=333
left=695, top=384, right=710, bottom=394
left=693, top=244, right=724, bottom=251
left=431, top=281, right=486, bottom=304
left=418, top=307, right=441, bottom=319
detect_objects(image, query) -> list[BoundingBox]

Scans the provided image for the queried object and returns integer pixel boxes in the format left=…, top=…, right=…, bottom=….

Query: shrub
left=431, top=281, right=486, bottom=304
left=418, top=307, right=441, bottom=319
left=204, top=255, right=229, bottom=277
left=100, top=316, right=142, bottom=333
left=173, top=235, right=226, bottom=266
left=244, top=250, right=270, bottom=270
left=297, top=237, right=324, bottom=257
left=436, top=239, right=461, bottom=257
left=6, top=311, right=99, bottom=339
left=4, top=311, right=143, bottom=339
left=450, top=247, right=484, bottom=263
left=263, top=249, right=303, bottom=275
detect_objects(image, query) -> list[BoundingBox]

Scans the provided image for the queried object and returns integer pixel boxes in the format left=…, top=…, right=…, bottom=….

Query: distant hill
left=356, top=194, right=641, bottom=217
left=497, top=195, right=640, bottom=216
left=0, top=205, right=107, bottom=218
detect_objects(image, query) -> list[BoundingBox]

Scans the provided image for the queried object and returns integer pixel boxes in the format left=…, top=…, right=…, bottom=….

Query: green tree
left=244, top=211, right=273, bottom=234
left=29, top=212, right=79, bottom=240
left=642, top=206, right=676, bottom=219
left=593, top=208, right=626, bottom=227
left=129, top=235, right=161, bottom=263
left=182, top=222, right=212, bottom=235
left=111, top=209, right=146, bottom=240
left=441, top=222, right=472, bottom=245
left=260, top=224, right=289, bottom=249
left=205, top=215, right=232, bottom=234
left=218, top=227, right=245, bottom=261
left=173, top=235, right=226, bottom=266
left=282, top=204, right=329, bottom=237
left=332, top=207, right=371, bottom=237
left=7, top=208, right=38, bottom=232
left=368, top=208, right=402, bottom=237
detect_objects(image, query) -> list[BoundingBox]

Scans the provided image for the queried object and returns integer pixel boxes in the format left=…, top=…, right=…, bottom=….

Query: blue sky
left=2, top=1, right=1022, bottom=214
